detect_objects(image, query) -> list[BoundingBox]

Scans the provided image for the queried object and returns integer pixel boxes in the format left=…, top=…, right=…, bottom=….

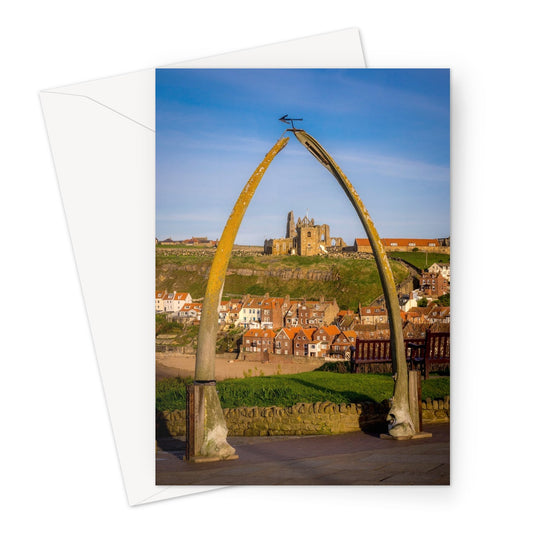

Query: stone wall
left=156, top=397, right=450, bottom=438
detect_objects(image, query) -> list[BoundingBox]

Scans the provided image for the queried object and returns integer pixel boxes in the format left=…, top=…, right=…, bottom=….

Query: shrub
left=314, top=361, right=351, bottom=373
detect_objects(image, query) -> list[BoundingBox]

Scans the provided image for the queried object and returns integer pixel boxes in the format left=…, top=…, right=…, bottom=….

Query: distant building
left=359, top=305, right=389, bottom=325
left=157, top=236, right=217, bottom=247
left=293, top=328, right=316, bottom=357
left=426, top=305, right=451, bottom=324
left=160, top=238, right=177, bottom=245
left=274, top=327, right=300, bottom=356
left=241, top=329, right=276, bottom=356
left=354, top=238, right=449, bottom=253
left=428, top=262, right=450, bottom=282
left=178, top=302, right=203, bottom=321
left=405, top=306, right=431, bottom=324
left=330, top=330, right=357, bottom=359
left=264, top=211, right=346, bottom=256
left=162, top=292, right=192, bottom=313
left=283, top=297, right=339, bottom=328
left=155, top=290, right=167, bottom=312
left=420, top=272, right=449, bottom=297
left=180, top=236, right=217, bottom=247
left=313, top=325, right=341, bottom=345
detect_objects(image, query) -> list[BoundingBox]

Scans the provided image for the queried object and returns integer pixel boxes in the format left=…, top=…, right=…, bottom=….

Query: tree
left=437, top=292, right=450, bottom=306
left=417, top=297, right=428, bottom=307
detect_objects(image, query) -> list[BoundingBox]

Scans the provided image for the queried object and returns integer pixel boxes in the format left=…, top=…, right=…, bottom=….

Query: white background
left=1, top=1, right=530, bottom=531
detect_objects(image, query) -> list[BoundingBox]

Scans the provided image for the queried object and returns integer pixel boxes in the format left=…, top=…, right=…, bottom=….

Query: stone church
left=264, top=211, right=346, bottom=256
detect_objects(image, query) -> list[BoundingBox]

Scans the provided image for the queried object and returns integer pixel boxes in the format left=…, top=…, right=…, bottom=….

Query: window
left=429, top=243, right=435, bottom=247
left=391, top=242, right=397, bottom=246
left=409, top=242, right=416, bottom=247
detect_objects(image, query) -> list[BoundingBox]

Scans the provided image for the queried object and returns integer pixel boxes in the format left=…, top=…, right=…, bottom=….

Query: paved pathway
left=156, top=422, right=449, bottom=485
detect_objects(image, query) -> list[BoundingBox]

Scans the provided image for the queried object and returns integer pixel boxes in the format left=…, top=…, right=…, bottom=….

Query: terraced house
left=330, top=330, right=358, bottom=358
left=225, top=300, right=242, bottom=325
left=293, top=328, right=316, bottom=357
left=420, top=272, right=450, bottom=297
left=155, top=290, right=167, bottom=312
left=162, top=291, right=192, bottom=314
left=237, top=297, right=263, bottom=328
left=274, top=327, right=300, bottom=356
left=241, top=329, right=276, bottom=356
left=258, top=295, right=291, bottom=329
left=359, top=305, right=388, bottom=325
left=243, top=325, right=354, bottom=360
left=283, top=298, right=339, bottom=328
left=426, top=306, right=450, bottom=324
left=178, top=302, right=202, bottom=321
left=313, top=325, right=341, bottom=345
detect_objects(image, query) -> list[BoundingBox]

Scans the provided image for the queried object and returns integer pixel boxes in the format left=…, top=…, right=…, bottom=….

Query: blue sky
left=156, top=69, right=449, bottom=245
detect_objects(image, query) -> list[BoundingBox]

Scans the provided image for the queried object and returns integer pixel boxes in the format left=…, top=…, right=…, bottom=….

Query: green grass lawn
left=388, top=251, right=450, bottom=270
left=156, top=371, right=450, bottom=412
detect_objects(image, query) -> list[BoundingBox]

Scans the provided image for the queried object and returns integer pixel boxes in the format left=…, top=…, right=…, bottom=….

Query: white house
left=155, top=290, right=167, bottom=312
left=218, top=301, right=229, bottom=325
left=428, top=263, right=450, bottom=282
left=399, top=291, right=419, bottom=312
left=178, top=302, right=202, bottom=320
left=237, top=298, right=262, bottom=327
left=163, top=291, right=192, bottom=313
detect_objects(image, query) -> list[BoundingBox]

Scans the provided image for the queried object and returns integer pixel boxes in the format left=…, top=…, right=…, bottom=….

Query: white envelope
left=40, top=28, right=366, bottom=506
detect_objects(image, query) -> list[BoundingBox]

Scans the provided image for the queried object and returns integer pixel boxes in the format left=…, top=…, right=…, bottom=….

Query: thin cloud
left=334, top=150, right=449, bottom=183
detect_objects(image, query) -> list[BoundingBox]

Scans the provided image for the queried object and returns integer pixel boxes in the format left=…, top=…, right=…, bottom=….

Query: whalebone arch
left=190, top=130, right=415, bottom=462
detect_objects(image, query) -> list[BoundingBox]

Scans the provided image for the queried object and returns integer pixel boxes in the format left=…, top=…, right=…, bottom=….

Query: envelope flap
left=43, top=70, right=155, bottom=131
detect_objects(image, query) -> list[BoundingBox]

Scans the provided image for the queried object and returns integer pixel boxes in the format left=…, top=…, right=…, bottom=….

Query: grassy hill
left=156, top=250, right=410, bottom=310
left=388, top=251, right=450, bottom=271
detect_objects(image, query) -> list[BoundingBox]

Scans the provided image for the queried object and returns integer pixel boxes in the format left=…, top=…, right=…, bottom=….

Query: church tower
left=286, top=211, right=296, bottom=239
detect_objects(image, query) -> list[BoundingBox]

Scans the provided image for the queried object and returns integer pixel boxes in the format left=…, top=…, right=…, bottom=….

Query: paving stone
left=156, top=422, right=449, bottom=485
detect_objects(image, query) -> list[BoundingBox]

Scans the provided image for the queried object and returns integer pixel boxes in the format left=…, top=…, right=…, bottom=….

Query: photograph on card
left=155, top=68, right=450, bottom=485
